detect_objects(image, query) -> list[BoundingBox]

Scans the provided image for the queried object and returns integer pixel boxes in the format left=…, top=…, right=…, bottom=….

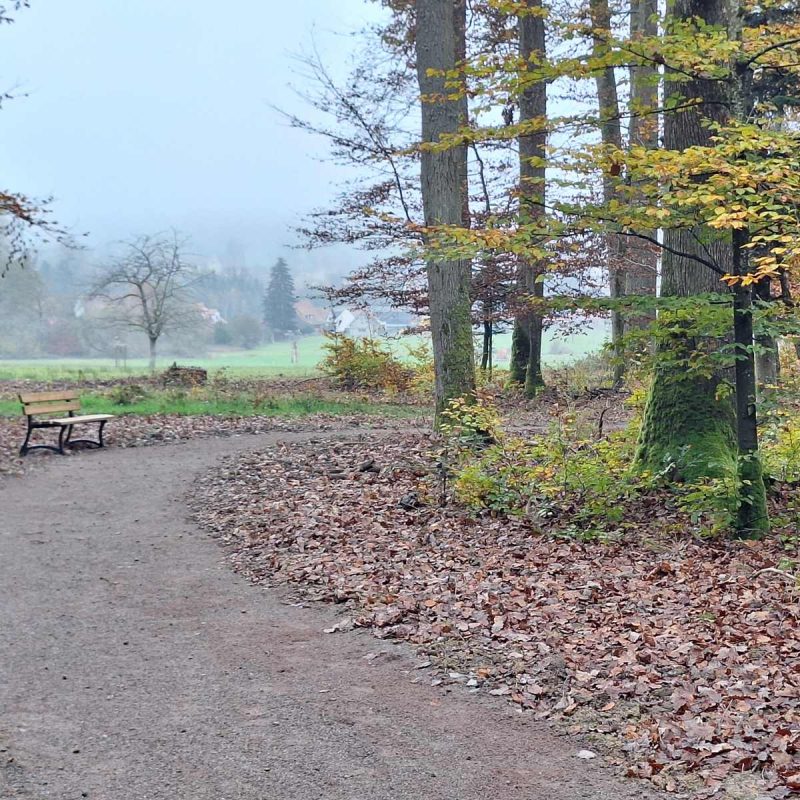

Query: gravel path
left=0, top=432, right=662, bottom=800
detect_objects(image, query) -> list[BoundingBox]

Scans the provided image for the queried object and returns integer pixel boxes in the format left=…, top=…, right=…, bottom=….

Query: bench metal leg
left=65, top=421, right=107, bottom=450
left=58, top=425, right=67, bottom=455
left=21, top=419, right=109, bottom=456
left=20, top=422, right=67, bottom=456
left=19, top=419, right=33, bottom=456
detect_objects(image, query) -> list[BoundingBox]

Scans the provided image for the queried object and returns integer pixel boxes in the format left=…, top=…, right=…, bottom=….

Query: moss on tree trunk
left=737, top=453, right=769, bottom=538
left=636, top=369, right=737, bottom=481
left=636, top=0, right=768, bottom=537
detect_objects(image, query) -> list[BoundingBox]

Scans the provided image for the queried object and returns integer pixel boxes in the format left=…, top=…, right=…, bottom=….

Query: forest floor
left=1, top=375, right=797, bottom=799
left=192, top=429, right=799, bottom=800
left=0, top=427, right=661, bottom=800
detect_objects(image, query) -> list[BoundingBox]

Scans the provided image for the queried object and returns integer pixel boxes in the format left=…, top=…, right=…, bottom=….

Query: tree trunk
left=481, top=316, right=491, bottom=372
left=510, top=322, right=529, bottom=384
left=148, top=336, right=157, bottom=372
left=753, top=279, right=779, bottom=393
left=625, top=0, right=658, bottom=328
left=589, top=0, right=625, bottom=385
left=416, top=0, right=475, bottom=422
left=733, top=280, right=768, bottom=536
left=636, top=0, right=767, bottom=536
left=516, top=0, right=547, bottom=397
left=637, top=0, right=735, bottom=479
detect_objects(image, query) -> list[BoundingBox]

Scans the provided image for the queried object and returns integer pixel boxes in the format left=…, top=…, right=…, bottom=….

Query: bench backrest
left=19, top=390, right=81, bottom=417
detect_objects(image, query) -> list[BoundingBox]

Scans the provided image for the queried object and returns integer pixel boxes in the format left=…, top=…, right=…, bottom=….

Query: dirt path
left=0, top=432, right=662, bottom=800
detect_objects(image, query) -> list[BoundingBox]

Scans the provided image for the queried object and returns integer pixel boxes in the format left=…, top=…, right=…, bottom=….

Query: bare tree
left=90, top=232, right=202, bottom=370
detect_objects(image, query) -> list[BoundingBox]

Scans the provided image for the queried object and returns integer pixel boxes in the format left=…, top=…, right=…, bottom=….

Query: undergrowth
left=441, top=395, right=800, bottom=541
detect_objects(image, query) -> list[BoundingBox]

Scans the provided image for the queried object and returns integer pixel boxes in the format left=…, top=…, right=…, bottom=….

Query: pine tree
left=262, top=258, right=299, bottom=338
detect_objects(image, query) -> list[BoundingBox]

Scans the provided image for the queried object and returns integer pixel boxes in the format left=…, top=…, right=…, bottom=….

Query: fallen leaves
left=192, top=432, right=800, bottom=799
left=0, top=411, right=417, bottom=478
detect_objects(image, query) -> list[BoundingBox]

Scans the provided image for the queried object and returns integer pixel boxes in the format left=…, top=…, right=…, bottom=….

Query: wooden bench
left=18, top=391, right=114, bottom=456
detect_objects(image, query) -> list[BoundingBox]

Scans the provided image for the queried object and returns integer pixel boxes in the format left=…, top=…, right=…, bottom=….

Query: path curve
left=0, top=432, right=661, bottom=799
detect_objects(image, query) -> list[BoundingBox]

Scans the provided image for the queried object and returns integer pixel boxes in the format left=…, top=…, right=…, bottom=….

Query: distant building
left=373, top=308, right=418, bottom=335
left=330, top=308, right=387, bottom=338
left=326, top=306, right=421, bottom=338
left=294, top=299, right=328, bottom=331
left=75, top=296, right=225, bottom=327
left=195, top=303, right=225, bottom=325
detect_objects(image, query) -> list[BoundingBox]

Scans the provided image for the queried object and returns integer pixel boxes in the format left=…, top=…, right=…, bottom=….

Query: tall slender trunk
left=481, top=303, right=491, bottom=371
left=416, top=0, right=475, bottom=422
left=732, top=231, right=767, bottom=536
left=753, top=278, right=779, bottom=392
left=481, top=316, right=493, bottom=376
left=589, top=0, right=625, bottom=385
left=626, top=0, right=659, bottom=328
left=729, top=51, right=767, bottom=536
left=517, top=0, right=547, bottom=397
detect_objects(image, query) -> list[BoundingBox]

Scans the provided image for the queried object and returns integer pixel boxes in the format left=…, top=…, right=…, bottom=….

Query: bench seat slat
left=18, top=390, right=80, bottom=403
left=49, top=414, right=115, bottom=424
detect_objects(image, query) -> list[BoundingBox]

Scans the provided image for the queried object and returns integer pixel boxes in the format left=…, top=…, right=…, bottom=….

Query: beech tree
left=415, top=0, right=475, bottom=418
left=417, top=0, right=800, bottom=535
left=625, top=0, right=658, bottom=315
left=509, top=0, right=547, bottom=396
left=635, top=0, right=738, bottom=489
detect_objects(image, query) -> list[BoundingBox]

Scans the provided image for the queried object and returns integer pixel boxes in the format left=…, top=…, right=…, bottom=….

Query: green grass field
left=0, top=325, right=609, bottom=382
left=0, top=391, right=420, bottom=419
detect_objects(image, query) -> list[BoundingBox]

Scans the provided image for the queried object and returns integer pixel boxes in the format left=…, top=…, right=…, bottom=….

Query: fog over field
left=0, top=1, right=609, bottom=367
left=1, top=0, right=381, bottom=278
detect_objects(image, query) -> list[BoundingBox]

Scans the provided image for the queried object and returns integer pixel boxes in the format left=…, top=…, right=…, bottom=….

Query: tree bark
left=753, top=278, right=779, bottom=393
left=480, top=302, right=491, bottom=372
left=589, top=0, right=625, bottom=385
left=510, top=322, right=529, bottom=384
left=517, top=0, right=547, bottom=397
left=638, top=0, right=735, bottom=479
left=625, top=0, right=658, bottom=326
left=416, top=0, right=476, bottom=422
left=149, top=336, right=157, bottom=372
left=636, top=0, right=768, bottom=536
left=733, top=269, right=768, bottom=536
left=481, top=316, right=493, bottom=375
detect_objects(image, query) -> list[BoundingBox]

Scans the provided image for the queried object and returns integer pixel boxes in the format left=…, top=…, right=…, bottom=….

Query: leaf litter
left=191, top=431, right=800, bottom=799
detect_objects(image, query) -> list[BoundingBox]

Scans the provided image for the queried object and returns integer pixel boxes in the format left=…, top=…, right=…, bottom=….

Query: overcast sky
left=0, top=0, right=382, bottom=279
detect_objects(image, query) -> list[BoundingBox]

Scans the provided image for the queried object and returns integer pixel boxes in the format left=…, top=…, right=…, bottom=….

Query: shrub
left=320, top=334, right=411, bottom=392
left=107, top=384, right=149, bottom=406
left=227, top=315, right=263, bottom=349
left=763, top=418, right=800, bottom=484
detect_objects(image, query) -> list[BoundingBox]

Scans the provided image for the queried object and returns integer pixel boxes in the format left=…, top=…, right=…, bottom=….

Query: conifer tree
left=262, top=258, right=299, bottom=338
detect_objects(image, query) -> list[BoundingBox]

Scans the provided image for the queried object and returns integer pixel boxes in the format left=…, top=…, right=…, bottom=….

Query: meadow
left=0, top=325, right=609, bottom=382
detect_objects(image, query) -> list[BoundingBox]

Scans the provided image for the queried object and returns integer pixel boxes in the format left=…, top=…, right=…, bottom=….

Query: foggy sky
left=0, top=0, right=382, bottom=280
